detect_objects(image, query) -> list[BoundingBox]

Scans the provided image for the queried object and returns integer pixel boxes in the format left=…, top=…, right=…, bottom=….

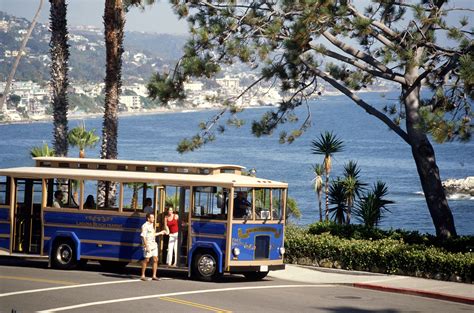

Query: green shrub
left=307, top=222, right=474, bottom=253
left=285, top=226, right=473, bottom=283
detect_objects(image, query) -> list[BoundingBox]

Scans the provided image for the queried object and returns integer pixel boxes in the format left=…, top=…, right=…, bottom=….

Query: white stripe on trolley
left=38, top=284, right=332, bottom=312
left=0, top=279, right=141, bottom=298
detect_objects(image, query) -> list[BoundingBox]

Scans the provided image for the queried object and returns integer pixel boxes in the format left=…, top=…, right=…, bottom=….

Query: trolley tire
left=243, top=271, right=269, bottom=281
left=192, top=251, right=222, bottom=282
left=51, top=239, right=78, bottom=270
left=78, top=259, right=88, bottom=268
left=99, top=260, right=129, bottom=271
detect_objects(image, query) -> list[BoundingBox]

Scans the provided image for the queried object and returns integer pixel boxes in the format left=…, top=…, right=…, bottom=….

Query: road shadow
left=0, top=257, right=268, bottom=284
left=0, top=256, right=49, bottom=269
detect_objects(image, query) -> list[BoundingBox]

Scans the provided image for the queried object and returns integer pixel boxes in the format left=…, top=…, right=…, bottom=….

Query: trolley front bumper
left=228, top=264, right=285, bottom=273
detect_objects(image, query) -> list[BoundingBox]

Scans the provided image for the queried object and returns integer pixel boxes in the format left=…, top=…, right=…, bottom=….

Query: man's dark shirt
left=233, top=197, right=250, bottom=218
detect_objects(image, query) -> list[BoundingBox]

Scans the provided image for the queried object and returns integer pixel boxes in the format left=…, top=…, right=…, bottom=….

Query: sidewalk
left=269, top=264, right=474, bottom=305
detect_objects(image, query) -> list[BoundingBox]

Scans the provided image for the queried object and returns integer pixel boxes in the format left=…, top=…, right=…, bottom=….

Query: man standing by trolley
left=140, top=213, right=166, bottom=281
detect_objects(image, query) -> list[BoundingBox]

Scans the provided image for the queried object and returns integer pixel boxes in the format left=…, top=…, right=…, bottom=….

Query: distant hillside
left=0, top=11, right=187, bottom=83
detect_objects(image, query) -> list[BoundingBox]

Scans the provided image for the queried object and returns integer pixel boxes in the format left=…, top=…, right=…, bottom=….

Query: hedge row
left=284, top=226, right=473, bottom=283
left=307, top=222, right=474, bottom=253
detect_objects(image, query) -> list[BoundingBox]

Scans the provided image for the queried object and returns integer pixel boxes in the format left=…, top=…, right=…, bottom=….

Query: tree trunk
left=101, top=0, right=123, bottom=161
left=98, top=0, right=124, bottom=206
left=346, top=198, right=352, bottom=225
left=317, top=190, right=322, bottom=222
left=404, top=79, right=457, bottom=238
left=324, top=174, right=329, bottom=222
left=50, top=0, right=70, bottom=157
left=1, top=0, right=44, bottom=113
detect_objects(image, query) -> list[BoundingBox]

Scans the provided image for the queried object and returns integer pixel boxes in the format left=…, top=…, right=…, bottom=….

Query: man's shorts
left=143, top=246, right=158, bottom=259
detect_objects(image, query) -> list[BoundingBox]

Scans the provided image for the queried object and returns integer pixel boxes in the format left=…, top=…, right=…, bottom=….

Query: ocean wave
left=413, top=191, right=473, bottom=200
left=447, top=193, right=474, bottom=201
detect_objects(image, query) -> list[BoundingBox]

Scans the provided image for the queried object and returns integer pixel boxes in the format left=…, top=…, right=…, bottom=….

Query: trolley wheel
left=99, top=260, right=129, bottom=271
left=243, top=271, right=269, bottom=281
left=78, top=259, right=88, bottom=268
left=51, top=239, right=77, bottom=270
left=192, top=251, right=222, bottom=282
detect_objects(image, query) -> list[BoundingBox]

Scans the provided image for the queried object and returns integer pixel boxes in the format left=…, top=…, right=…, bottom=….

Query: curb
left=353, top=282, right=474, bottom=305
left=293, top=264, right=386, bottom=277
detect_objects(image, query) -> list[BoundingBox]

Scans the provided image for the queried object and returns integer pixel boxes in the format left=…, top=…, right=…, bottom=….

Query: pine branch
left=322, top=31, right=395, bottom=75
left=347, top=4, right=398, bottom=38
left=443, top=8, right=474, bottom=12
left=371, top=30, right=398, bottom=50
left=197, top=0, right=272, bottom=12
left=299, top=55, right=410, bottom=144
left=311, top=44, right=407, bottom=85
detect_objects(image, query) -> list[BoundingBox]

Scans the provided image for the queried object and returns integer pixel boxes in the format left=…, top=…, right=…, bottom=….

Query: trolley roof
left=34, top=157, right=244, bottom=171
left=0, top=166, right=287, bottom=188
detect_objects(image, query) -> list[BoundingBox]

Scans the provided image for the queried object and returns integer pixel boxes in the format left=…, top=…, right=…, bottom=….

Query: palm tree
left=50, top=0, right=70, bottom=157
left=284, top=197, right=301, bottom=224
left=342, top=160, right=366, bottom=225
left=328, top=180, right=347, bottom=224
left=125, top=183, right=145, bottom=210
left=30, top=142, right=55, bottom=157
left=67, top=122, right=100, bottom=158
left=311, top=163, right=324, bottom=222
left=311, top=132, right=344, bottom=222
left=0, top=0, right=44, bottom=114
left=165, top=194, right=180, bottom=209
left=100, top=0, right=124, bottom=162
left=353, top=181, right=394, bottom=228
left=98, top=0, right=125, bottom=207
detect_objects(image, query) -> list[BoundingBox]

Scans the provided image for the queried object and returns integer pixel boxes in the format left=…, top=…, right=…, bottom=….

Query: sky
left=0, top=0, right=188, bottom=34
left=0, top=0, right=472, bottom=36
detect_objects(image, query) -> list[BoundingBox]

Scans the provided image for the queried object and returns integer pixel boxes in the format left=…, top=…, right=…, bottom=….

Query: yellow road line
left=0, top=275, right=77, bottom=286
left=161, top=296, right=232, bottom=313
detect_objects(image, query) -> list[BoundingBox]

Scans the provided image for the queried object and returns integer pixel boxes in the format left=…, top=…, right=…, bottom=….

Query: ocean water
left=0, top=92, right=472, bottom=235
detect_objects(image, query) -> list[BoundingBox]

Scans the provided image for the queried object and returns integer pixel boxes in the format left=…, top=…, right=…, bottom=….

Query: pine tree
left=146, top=1, right=473, bottom=238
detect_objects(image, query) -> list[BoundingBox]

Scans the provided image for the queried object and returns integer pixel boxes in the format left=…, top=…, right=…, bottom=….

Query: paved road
left=0, top=258, right=471, bottom=313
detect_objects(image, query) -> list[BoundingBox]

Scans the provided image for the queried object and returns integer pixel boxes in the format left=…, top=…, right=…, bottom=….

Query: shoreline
left=0, top=89, right=395, bottom=126
left=0, top=105, right=214, bottom=126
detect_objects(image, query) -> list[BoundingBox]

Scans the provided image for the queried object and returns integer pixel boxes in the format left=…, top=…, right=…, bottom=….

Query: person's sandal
left=140, top=277, right=148, bottom=281
left=151, top=277, right=161, bottom=281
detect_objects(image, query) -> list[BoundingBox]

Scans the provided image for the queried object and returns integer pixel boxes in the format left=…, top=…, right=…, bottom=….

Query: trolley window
left=193, top=186, right=228, bottom=220
left=46, top=179, right=78, bottom=209
left=123, top=183, right=150, bottom=212
left=0, top=176, right=8, bottom=205
left=272, top=188, right=284, bottom=220
left=255, top=188, right=271, bottom=220
left=232, top=188, right=253, bottom=220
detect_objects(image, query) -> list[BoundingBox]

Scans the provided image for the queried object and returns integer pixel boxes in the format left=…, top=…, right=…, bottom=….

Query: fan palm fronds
left=30, top=142, right=55, bottom=157
left=311, top=132, right=344, bottom=221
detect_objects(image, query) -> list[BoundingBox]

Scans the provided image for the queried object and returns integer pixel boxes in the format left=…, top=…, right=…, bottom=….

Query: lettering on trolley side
left=232, top=237, right=255, bottom=250
left=237, top=227, right=281, bottom=239
left=76, top=215, right=125, bottom=230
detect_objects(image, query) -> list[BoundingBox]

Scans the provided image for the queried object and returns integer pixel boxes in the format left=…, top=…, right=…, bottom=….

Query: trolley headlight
left=279, top=247, right=285, bottom=255
left=232, top=247, right=241, bottom=256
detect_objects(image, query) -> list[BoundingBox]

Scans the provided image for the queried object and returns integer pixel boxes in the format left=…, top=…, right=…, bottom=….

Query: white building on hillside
left=184, top=81, right=204, bottom=92
left=216, top=76, right=240, bottom=91
left=120, top=95, right=141, bottom=111
left=122, top=84, right=148, bottom=97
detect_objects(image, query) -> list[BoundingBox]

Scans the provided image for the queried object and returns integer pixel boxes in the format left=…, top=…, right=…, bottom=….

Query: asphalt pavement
left=0, top=257, right=472, bottom=312
left=269, top=264, right=474, bottom=305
